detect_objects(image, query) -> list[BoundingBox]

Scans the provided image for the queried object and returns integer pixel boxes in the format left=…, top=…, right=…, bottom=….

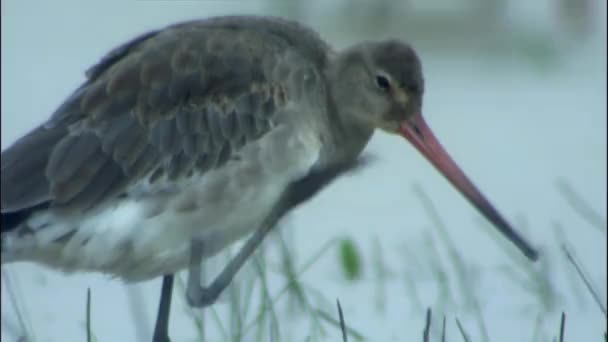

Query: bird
left=1, top=15, right=538, bottom=341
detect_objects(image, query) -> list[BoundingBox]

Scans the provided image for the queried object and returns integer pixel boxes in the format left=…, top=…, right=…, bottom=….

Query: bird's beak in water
left=399, top=112, right=539, bottom=261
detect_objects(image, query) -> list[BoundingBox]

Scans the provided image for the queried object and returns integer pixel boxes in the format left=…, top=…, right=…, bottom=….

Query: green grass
left=2, top=179, right=605, bottom=341
left=338, top=238, right=363, bottom=281
left=2, top=269, right=36, bottom=342
left=413, top=184, right=489, bottom=341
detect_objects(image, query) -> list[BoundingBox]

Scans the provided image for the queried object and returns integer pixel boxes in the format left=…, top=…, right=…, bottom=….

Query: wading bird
left=1, top=16, right=538, bottom=341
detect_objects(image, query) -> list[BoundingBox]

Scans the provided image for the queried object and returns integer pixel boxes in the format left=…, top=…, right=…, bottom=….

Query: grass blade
left=371, top=236, right=389, bottom=312
left=441, top=316, right=446, bottom=342
left=253, top=252, right=280, bottom=342
left=558, top=312, right=565, bottom=342
left=553, top=223, right=588, bottom=309
left=244, top=237, right=339, bottom=336
left=3, top=269, right=35, bottom=342
left=316, top=308, right=366, bottom=341
left=337, top=299, right=348, bottom=342
left=455, top=318, right=471, bottom=342
left=86, top=288, right=92, bottom=342
left=562, top=245, right=607, bottom=316
left=423, top=308, right=432, bottom=342
left=175, top=274, right=226, bottom=340
left=414, top=184, right=489, bottom=341
left=556, top=180, right=606, bottom=232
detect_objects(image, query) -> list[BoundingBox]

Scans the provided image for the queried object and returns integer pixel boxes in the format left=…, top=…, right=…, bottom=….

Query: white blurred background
left=2, top=0, right=606, bottom=341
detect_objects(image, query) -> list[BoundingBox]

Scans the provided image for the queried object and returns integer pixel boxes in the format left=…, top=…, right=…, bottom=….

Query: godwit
left=1, top=16, right=538, bottom=341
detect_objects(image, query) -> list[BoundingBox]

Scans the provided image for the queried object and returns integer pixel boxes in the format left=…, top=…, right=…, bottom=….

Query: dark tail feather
left=1, top=124, right=65, bottom=213
left=1, top=202, right=49, bottom=233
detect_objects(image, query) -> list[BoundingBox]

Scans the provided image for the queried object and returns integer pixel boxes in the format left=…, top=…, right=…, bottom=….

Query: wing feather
left=46, top=133, right=101, bottom=182
left=1, top=16, right=330, bottom=217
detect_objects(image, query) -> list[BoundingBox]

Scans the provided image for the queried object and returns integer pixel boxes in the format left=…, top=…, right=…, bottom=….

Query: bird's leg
left=186, top=239, right=204, bottom=305
left=152, top=274, right=174, bottom=342
left=184, top=159, right=370, bottom=308
left=185, top=222, right=275, bottom=307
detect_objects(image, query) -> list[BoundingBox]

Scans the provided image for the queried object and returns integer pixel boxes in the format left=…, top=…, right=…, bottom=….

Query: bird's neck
left=319, top=99, right=375, bottom=167
left=318, top=55, right=375, bottom=166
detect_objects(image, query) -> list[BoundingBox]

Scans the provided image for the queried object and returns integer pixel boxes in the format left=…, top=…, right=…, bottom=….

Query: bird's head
left=328, top=40, right=539, bottom=261
left=327, top=40, right=423, bottom=132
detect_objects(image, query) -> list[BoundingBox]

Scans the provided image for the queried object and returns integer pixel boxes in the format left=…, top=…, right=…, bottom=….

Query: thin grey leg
left=186, top=219, right=275, bottom=307
left=186, top=239, right=204, bottom=305
left=183, top=158, right=369, bottom=308
left=152, top=274, right=174, bottom=342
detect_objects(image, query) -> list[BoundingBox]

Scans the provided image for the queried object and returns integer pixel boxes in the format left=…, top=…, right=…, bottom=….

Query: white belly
left=3, top=124, right=321, bottom=282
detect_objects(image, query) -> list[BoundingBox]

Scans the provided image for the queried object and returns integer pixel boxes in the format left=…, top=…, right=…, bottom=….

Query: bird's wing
left=1, top=17, right=330, bottom=215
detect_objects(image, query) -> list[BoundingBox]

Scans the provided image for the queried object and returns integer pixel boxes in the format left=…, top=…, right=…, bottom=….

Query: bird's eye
left=375, top=75, right=391, bottom=91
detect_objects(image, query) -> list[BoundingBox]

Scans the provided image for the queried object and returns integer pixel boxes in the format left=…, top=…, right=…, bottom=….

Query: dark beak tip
left=527, top=249, right=540, bottom=262
left=514, top=237, right=539, bottom=262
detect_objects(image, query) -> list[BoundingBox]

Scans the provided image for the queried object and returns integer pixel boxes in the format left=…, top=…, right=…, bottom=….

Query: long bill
left=399, top=113, right=539, bottom=261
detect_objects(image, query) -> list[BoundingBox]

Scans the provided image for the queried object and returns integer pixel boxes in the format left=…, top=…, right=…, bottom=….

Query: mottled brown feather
left=1, top=16, right=331, bottom=214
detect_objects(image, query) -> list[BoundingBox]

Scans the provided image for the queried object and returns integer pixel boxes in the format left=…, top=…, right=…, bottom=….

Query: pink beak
left=400, top=113, right=538, bottom=261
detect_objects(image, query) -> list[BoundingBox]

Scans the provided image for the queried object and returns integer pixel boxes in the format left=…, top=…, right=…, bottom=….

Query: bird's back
left=0, top=16, right=339, bottom=279
left=1, top=16, right=331, bottom=219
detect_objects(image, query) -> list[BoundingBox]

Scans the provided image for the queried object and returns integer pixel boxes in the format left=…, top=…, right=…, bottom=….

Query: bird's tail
left=1, top=212, right=25, bottom=263
left=1, top=203, right=50, bottom=263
